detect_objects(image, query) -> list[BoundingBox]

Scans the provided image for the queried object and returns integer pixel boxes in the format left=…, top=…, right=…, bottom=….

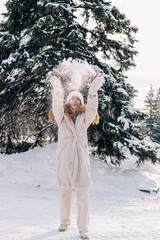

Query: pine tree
left=144, top=85, right=156, bottom=138
left=0, top=0, right=159, bottom=164
left=154, top=88, right=160, bottom=143
left=144, top=86, right=160, bottom=144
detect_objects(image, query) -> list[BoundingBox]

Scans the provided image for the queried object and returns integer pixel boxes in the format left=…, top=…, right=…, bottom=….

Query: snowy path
left=0, top=144, right=160, bottom=240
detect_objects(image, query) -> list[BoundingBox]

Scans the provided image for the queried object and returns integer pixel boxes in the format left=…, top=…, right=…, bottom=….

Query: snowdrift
left=0, top=143, right=160, bottom=240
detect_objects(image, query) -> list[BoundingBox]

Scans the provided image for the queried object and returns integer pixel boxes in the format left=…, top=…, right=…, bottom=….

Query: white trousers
left=59, top=188, right=89, bottom=232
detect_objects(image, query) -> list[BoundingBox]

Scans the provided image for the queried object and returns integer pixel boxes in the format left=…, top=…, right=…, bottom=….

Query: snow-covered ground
left=0, top=143, right=160, bottom=240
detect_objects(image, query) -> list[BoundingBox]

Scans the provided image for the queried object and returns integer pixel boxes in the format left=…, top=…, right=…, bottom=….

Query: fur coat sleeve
left=85, top=95, right=98, bottom=128
left=51, top=76, right=64, bottom=125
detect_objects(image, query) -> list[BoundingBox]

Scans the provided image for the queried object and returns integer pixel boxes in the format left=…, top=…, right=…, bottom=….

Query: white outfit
left=51, top=75, right=100, bottom=233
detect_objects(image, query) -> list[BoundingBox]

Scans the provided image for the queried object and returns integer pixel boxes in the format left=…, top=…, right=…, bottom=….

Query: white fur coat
left=52, top=87, right=98, bottom=189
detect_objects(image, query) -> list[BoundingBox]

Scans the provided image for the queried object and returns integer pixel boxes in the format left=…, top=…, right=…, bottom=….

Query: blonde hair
left=48, top=104, right=99, bottom=125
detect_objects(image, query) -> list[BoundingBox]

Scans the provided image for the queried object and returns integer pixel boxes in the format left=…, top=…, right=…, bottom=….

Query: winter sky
left=111, top=0, right=160, bottom=109
left=0, top=0, right=160, bottom=109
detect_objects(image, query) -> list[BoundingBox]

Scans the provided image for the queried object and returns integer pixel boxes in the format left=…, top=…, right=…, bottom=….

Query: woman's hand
left=49, top=76, right=63, bottom=95
left=89, top=77, right=103, bottom=95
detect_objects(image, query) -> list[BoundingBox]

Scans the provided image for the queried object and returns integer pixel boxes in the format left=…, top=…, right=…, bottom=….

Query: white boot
left=79, top=231, right=89, bottom=239
left=58, top=224, right=68, bottom=232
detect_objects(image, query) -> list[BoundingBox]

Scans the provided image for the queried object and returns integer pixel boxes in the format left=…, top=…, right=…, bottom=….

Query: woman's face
left=69, top=96, right=81, bottom=110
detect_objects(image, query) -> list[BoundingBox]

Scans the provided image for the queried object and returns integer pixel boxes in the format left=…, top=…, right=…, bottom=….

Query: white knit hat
left=66, top=91, right=84, bottom=104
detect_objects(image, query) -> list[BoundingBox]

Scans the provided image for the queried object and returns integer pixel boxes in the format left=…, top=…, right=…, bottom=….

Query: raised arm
left=85, top=77, right=103, bottom=128
left=50, top=75, right=64, bottom=126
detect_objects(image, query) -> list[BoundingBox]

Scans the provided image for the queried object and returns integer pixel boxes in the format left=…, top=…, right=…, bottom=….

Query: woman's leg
left=59, top=188, right=72, bottom=226
left=77, top=188, right=89, bottom=232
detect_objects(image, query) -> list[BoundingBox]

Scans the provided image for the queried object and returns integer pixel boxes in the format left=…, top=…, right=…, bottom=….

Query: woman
left=50, top=74, right=102, bottom=239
